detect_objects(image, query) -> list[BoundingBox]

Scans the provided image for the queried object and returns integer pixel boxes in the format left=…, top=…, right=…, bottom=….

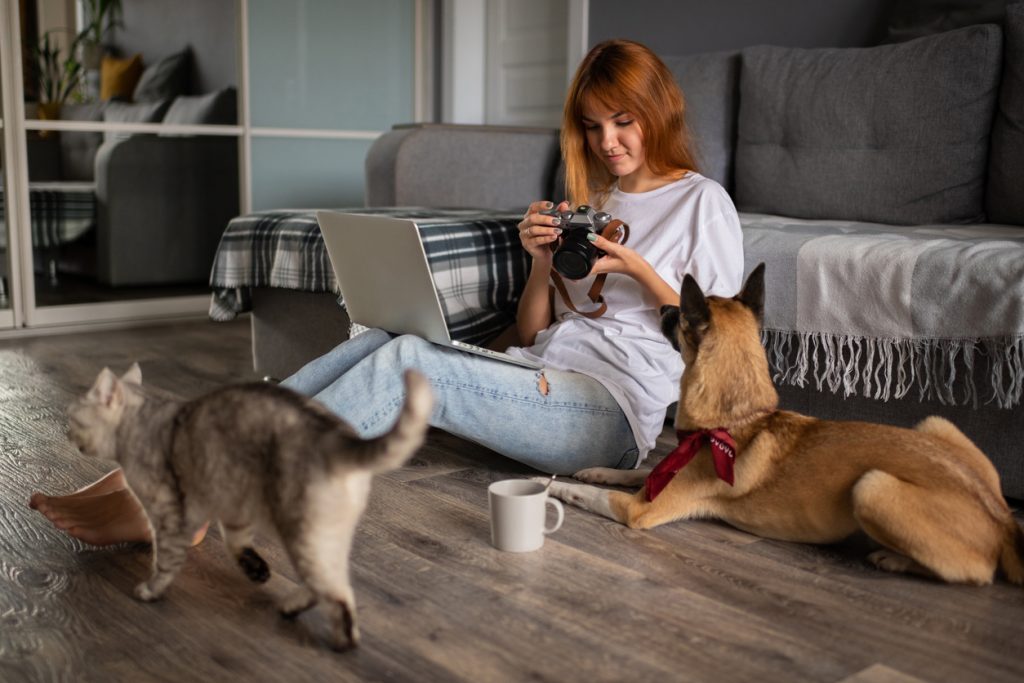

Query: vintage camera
left=540, top=204, right=615, bottom=279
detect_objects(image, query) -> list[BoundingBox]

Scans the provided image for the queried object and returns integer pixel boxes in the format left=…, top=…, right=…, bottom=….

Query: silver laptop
left=316, top=211, right=542, bottom=370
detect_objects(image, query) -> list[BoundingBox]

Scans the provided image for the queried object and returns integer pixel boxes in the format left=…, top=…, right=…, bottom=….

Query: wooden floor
left=1, top=319, right=1022, bottom=683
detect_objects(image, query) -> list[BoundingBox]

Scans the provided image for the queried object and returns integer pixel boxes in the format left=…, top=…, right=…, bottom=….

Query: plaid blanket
left=209, top=208, right=530, bottom=346
left=210, top=207, right=1024, bottom=410
left=0, top=182, right=97, bottom=249
left=743, top=213, right=1024, bottom=409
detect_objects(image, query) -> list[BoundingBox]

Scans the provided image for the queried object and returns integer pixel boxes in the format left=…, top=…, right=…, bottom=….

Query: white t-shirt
left=506, top=172, right=744, bottom=464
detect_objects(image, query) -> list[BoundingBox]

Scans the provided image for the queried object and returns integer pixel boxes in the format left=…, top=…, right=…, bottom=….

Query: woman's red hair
left=561, top=39, right=699, bottom=206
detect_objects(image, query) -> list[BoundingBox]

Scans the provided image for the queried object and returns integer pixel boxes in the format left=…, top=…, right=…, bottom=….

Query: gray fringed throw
left=742, top=213, right=1024, bottom=409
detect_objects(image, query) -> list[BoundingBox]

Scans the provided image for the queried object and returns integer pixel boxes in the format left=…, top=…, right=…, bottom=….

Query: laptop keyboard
left=451, top=340, right=510, bottom=358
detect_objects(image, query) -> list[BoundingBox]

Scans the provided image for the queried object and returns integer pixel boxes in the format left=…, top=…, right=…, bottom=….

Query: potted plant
left=32, top=30, right=83, bottom=124
left=75, top=0, right=123, bottom=70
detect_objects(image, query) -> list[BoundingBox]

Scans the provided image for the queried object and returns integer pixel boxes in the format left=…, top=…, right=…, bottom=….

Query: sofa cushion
left=735, top=25, right=1002, bottom=225
left=879, top=0, right=1008, bottom=43
left=99, top=54, right=143, bottom=101
left=662, top=51, right=740, bottom=192
left=987, top=4, right=1024, bottom=224
left=103, top=99, right=171, bottom=141
left=162, top=87, right=237, bottom=126
left=59, top=101, right=105, bottom=181
left=133, top=48, right=191, bottom=103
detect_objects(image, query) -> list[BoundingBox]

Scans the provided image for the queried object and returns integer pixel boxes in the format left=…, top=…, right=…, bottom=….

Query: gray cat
left=67, top=363, right=433, bottom=650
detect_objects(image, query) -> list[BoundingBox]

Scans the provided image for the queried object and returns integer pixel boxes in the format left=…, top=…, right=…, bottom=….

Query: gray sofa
left=245, top=14, right=1024, bottom=497
left=94, top=134, right=238, bottom=285
left=27, top=87, right=239, bottom=286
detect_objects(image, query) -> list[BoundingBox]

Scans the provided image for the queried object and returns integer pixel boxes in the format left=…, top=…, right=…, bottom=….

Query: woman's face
left=581, top=95, right=649, bottom=189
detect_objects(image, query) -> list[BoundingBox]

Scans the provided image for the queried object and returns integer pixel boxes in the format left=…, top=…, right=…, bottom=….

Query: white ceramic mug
left=488, top=479, right=565, bottom=552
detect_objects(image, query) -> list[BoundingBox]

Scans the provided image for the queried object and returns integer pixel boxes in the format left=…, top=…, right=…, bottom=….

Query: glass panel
left=27, top=131, right=240, bottom=307
left=248, top=0, right=415, bottom=130
left=0, top=45, right=10, bottom=313
left=18, top=1, right=242, bottom=308
left=251, top=138, right=374, bottom=211
left=22, top=0, right=239, bottom=118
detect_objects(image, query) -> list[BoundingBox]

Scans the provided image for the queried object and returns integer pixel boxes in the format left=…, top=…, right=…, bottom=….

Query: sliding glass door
left=0, top=38, right=14, bottom=329
left=0, top=0, right=426, bottom=333
left=246, top=0, right=418, bottom=210
left=17, top=0, right=241, bottom=327
left=0, top=0, right=22, bottom=329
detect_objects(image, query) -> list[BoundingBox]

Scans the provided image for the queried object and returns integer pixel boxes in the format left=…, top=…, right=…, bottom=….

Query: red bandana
left=645, top=428, right=737, bottom=501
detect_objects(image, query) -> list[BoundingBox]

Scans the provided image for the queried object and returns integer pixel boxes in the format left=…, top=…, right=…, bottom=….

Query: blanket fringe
left=761, top=330, right=1024, bottom=410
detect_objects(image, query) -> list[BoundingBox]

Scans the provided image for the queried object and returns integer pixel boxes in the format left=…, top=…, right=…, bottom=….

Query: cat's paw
left=331, top=623, right=360, bottom=652
left=134, top=581, right=164, bottom=602
left=238, top=547, right=271, bottom=583
left=279, top=587, right=317, bottom=619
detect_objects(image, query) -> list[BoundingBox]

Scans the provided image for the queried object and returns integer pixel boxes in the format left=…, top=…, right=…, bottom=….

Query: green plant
left=77, top=0, right=123, bottom=47
left=32, top=0, right=123, bottom=105
left=33, top=30, right=82, bottom=105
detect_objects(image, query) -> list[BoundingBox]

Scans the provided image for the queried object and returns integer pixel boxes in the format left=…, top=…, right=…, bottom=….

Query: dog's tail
left=999, top=520, right=1024, bottom=586
left=348, top=370, right=434, bottom=474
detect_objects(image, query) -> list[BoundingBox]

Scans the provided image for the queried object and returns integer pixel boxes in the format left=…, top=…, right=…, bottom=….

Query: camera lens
left=553, top=240, right=595, bottom=279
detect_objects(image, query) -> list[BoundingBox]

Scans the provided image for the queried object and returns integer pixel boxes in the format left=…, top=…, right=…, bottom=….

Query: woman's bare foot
left=29, top=468, right=127, bottom=509
left=30, top=488, right=152, bottom=545
left=29, top=472, right=209, bottom=547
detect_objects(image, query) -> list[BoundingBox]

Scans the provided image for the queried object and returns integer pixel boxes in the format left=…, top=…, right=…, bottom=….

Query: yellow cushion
left=99, top=54, right=143, bottom=101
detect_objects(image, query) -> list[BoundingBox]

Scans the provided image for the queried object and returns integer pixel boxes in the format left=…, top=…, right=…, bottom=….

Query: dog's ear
left=680, top=275, right=711, bottom=345
left=660, top=305, right=681, bottom=351
left=736, top=263, right=766, bottom=322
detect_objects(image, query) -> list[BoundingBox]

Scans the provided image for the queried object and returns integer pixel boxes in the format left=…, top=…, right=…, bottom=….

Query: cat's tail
left=351, top=370, right=434, bottom=474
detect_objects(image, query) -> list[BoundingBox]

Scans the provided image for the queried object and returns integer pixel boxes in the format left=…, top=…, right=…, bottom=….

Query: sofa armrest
left=365, top=123, right=562, bottom=211
left=94, top=135, right=239, bottom=286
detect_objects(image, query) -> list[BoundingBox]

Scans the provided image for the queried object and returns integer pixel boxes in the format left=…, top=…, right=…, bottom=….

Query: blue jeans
left=281, top=329, right=639, bottom=474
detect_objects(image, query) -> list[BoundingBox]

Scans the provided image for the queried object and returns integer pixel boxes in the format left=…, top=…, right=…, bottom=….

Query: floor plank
left=1, top=317, right=1022, bottom=682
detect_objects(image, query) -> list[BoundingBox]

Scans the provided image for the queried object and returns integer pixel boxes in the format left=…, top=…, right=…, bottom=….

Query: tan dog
left=547, top=264, right=1024, bottom=585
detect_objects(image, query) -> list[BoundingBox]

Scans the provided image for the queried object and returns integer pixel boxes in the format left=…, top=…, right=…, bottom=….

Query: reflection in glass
left=20, top=0, right=240, bottom=306
left=26, top=130, right=240, bottom=307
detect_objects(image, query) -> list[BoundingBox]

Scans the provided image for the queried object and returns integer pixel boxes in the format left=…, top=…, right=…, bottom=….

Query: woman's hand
left=519, top=200, right=569, bottom=263
left=587, top=232, right=645, bottom=278
left=588, top=233, right=679, bottom=307
left=515, top=199, right=566, bottom=345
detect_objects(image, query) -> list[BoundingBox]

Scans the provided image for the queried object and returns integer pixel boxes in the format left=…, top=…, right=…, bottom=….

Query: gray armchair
left=94, top=134, right=239, bottom=286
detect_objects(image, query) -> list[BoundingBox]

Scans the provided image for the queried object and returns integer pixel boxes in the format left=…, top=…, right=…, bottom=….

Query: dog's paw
left=868, top=550, right=915, bottom=575
left=134, top=581, right=163, bottom=602
left=546, top=481, right=589, bottom=508
left=573, top=467, right=618, bottom=485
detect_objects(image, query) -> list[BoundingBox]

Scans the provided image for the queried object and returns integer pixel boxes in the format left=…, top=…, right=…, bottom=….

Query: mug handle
left=543, top=498, right=564, bottom=534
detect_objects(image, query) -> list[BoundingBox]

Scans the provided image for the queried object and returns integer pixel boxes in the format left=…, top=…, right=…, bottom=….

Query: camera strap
left=549, top=219, right=630, bottom=319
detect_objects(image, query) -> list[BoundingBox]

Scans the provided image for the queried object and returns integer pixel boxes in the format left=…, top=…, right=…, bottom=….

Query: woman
left=30, top=39, right=744, bottom=545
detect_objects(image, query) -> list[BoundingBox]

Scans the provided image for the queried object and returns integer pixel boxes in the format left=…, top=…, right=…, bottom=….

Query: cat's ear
left=121, top=363, right=142, bottom=385
left=89, top=368, right=124, bottom=408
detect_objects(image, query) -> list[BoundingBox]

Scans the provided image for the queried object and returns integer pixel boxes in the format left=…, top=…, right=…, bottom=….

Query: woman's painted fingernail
left=552, top=217, right=561, bottom=225
left=586, top=233, right=597, bottom=242
left=555, top=228, right=563, bottom=235
left=544, top=201, right=554, bottom=208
